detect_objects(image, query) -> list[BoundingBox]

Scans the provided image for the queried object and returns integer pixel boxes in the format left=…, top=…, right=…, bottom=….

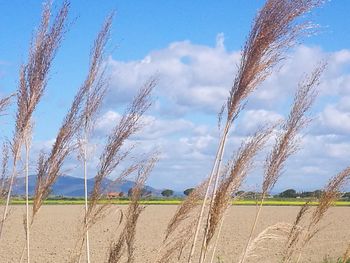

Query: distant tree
left=342, top=192, right=350, bottom=200
left=161, top=189, right=174, bottom=197
left=141, top=188, right=152, bottom=197
left=312, top=189, right=324, bottom=198
left=128, top=188, right=133, bottom=197
left=279, top=189, right=297, bottom=198
left=118, top=192, right=124, bottom=198
left=128, top=187, right=152, bottom=198
left=184, top=188, right=194, bottom=196
left=300, top=191, right=313, bottom=198
left=236, top=190, right=245, bottom=196
left=244, top=191, right=262, bottom=199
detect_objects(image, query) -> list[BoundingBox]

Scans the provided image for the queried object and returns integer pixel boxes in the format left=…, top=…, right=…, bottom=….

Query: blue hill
left=12, top=175, right=159, bottom=197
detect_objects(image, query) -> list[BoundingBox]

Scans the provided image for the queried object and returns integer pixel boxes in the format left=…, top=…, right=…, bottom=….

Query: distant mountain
left=12, top=175, right=160, bottom=197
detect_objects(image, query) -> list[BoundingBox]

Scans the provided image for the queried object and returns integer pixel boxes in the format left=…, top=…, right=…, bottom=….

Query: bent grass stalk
left=108, top=155, right=158, bottom=263
left=188, top=131, right=226, bottom=263
left=206, top=127, right=274, bottom=263
left=70, top=78, right=156, bottom=262
left=198, top=123, right=230, bottom=263
left=24, top=135, right=31, bottom=263
left=295, top=167, right=350, bottom=263
left=0, top=1, right=69, bottom=249
left=191, top=0, right=323, bottom=261
left=240, top=64, right=325, bottom=263
left=79, top=13, right=113, bottom=263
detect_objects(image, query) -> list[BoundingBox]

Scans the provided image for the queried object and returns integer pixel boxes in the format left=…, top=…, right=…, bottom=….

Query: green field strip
left=4, top=199, right=350, bottom=206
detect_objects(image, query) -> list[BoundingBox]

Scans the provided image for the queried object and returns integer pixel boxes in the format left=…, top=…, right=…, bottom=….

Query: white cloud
left=93, top=40, right=350, bottom=191
left=319, top=105, right=350, bottom=134
left=25, top=38, right=350, bottom=191
left=106, top=34, right=240, bottom=114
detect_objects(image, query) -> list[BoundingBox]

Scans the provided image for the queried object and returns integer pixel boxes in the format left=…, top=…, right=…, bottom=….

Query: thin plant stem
left=0, top=148, right=21, bottom=239
left=83, top=127, right=90, bottom=263
left=239, top=195, right=265, bottom=263
left=188, top=122, right=229, bottom=263
left=25, top=137, right=30, bottom=263
left=199, top=123, right=230, bottom=263
left=209, top=207, right=228, bottom=263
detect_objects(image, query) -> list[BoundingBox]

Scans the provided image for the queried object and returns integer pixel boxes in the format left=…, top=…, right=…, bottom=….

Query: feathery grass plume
left=240, top=63, right=325, bottom=263
left=309, top=168, right=350, bottom=231
left=75, top=13, right=113, bottom=263
left=244, top=222, right=292, bottom=261
left=108, top=155, right=158, bottom=263
left=69, top=78, right=156, bottom=262
left=0, top=95, right=13, bottom=116
left=202, top=126, right=273, bottom=262
left=189, top=1, right=323, bottom=261
left=282, top=168, right=350, bottom=263
left=282, top=201, right=311, bottom=263
left=0, top=1, right=69, bottom=247
left=158, top=222, right=195, bottom=263
left=86, top=78, right=155, bottom=219
left=263, top=65, right=325, bottom=197
left=23, top=14, right=112, bottom=263
left=87, top=78, right=155, bottom=214
left=293, top=167, right=350, bottom=263
left=165, top=180, right=208, bottom=241
left=156, top=181, right=208, bottom=263
left=32, top=10, right=112, bottom=218
left=0, top=142, right=9, bottom=200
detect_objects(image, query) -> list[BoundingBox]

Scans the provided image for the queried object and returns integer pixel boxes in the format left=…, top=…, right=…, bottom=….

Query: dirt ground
left=0, top=205, right=348, bottom=263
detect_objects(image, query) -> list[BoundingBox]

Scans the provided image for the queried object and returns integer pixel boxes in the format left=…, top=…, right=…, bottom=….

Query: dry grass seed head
left=87, top=78, right=156, bottom=221
left=158, top=222, right=195, bottom=263
left=32, top=11, right=112, bottom=220
left=165, top=179, right=208, bottom=241
left=108, top=155, right=158, bottom=263
left=81, top=13, right=113, bottom=133
left=262, top=63, right=325, bottom=195
left=17, top=1, right=69, bottom=136
left=243, top=222, right=292, bottom=261
left=284, top=167, right=350, bottom=262
left=308, top=166, right=350, bottom=236
left=282, top=202, right=311, bottom=262
left=226, top=0, right=323, bottom=123
left=205, top=126, right=273, bottom=247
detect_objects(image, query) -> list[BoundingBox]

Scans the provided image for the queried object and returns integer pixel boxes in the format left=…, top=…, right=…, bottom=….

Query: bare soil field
left=0, top=205, right=348, bottom=263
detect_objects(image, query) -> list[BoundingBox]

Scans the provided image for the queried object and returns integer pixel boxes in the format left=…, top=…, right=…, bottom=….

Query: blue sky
left=1, top=1, right=350, bottom=192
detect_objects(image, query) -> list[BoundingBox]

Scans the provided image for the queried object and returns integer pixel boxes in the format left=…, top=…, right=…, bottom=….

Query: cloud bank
left=33, top=34, right=350, bottom=192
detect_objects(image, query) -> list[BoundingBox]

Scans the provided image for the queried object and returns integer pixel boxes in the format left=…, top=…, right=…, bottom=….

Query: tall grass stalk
left=205, top=127, right=274, bottom=262
left=295, top=167, right=350, bottom=262
left=79, top=13, right=113, bottom=263
left=82, top=130, right=90, bottom=263
left=188, top=0, right=323, bottom=262
left=21, top=13, right=112, bottom=262
left=0, top=1, right=69, bottom=249
left=24, top=135, right=31, bottom=263
left=240, top=64, right=325, bottom=263
left=108, top=155, right=158, bottom=263
left=70, top=78, right=156, bottom=262
left=188, top=127, right=227, bottom=263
